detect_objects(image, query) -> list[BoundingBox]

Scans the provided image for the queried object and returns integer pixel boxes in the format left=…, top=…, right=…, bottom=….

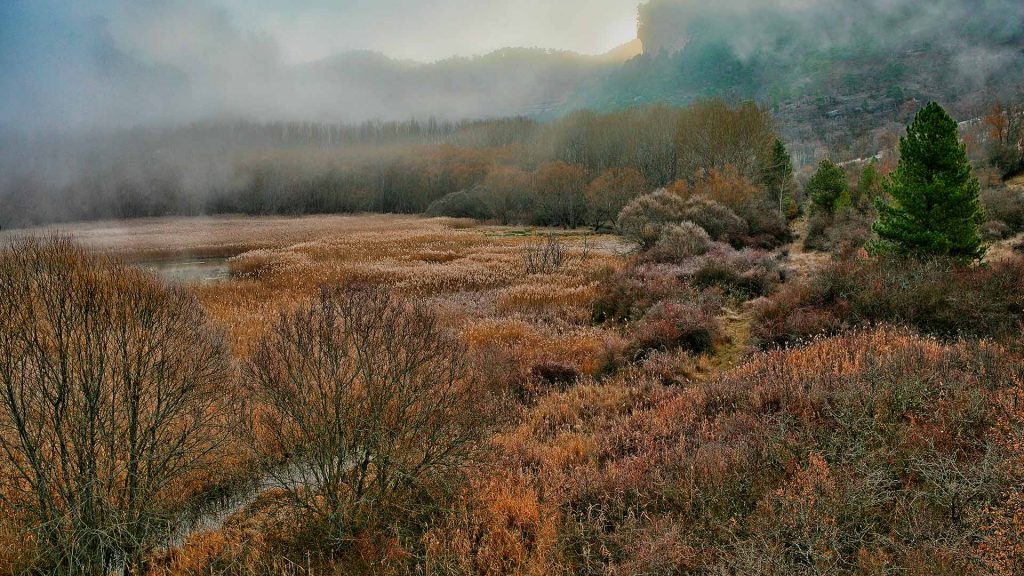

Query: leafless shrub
left=0, top=237, right=233, bottom=575
left=522, top=234, right=568, bottom=274
left=647, top=221, right=711, bottom=262
left=243, top=286, right=488, bottom=547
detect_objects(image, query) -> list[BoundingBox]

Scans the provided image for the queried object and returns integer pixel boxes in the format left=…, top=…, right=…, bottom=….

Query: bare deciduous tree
left=522, top=234, right=568, bottom=275
left=243, top=286, right=486, bottom=546
left=0, top=237, right=233, bottom=575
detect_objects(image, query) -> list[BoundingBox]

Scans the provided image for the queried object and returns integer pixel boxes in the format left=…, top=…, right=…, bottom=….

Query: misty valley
left=2, top=1, right=1024, bottom=575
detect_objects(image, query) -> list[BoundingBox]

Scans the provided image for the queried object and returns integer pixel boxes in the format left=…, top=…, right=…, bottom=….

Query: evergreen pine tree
left=760, top=139, right=795, bottom=216
left=853, top=160, right=882, bottom=210
left=871, top=102, right=985, bottom=259
left=806, top=159, right=848, bottom=215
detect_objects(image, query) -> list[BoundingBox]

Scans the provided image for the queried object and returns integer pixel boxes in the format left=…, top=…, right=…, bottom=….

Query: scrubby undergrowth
left=425, top=328, right=1024, bottom=575
left=753, top=256, right=1024, bottom=348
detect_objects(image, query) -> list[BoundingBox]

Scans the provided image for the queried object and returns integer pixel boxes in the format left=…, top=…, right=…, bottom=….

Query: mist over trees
left=581, top=0, right=1024, bottom=159
left=0, top=103, right=781, bottom=229
left=2, top=1, right=1023, bottom=230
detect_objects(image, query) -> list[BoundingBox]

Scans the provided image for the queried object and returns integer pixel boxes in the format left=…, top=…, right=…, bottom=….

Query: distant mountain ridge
left=284, top=0, right=1023, bottom=135
left=2, top=0, right=1020, bottom=151
left=287, top=45, right=635, bottom=120
left=566, top=0, right=1024, bottom=158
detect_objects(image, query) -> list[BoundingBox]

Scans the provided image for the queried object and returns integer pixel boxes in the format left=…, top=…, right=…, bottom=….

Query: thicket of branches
left=243, top=286, right=488, bottom=547
left=0, top=238, right=233, bottom=575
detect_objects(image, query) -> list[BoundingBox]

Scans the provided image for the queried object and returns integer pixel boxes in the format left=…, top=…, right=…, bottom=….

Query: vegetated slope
left=569, top=0, right=1024, bottom=159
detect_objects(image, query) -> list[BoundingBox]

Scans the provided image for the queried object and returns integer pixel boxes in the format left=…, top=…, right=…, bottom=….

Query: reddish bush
left=737, top=202, right=790, bottom=248
left=630, top=299, right=723, bottom=357
left=681, top=196, right=749, bottom=245
left=551, top=329, right=1021, bottom=573
left=752, top=255, right=1024, bottom=347
left=691, top=245, right=784, bottom=299
left=591, top=266, right=691, bottom=324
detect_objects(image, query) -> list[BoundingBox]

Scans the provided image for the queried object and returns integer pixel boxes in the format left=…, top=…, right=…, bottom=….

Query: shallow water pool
left=137, top=258, right=231, bottom=284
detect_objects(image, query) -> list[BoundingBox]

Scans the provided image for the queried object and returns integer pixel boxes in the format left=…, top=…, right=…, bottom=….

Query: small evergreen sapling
left=807, top=159, right=848, bottom=215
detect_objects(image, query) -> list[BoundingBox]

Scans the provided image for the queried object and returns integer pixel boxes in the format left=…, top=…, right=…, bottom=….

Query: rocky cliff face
left=637, top=0, right=692, bottom=55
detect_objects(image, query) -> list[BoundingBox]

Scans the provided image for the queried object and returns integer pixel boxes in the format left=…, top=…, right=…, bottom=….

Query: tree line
left=2, top=101, right=788, bottom=229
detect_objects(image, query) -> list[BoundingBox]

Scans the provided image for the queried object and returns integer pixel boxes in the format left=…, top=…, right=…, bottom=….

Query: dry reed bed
left=15, top=213, right=630, bottom=393
left=186, top=219, right=626, bottom=357
left=1, top=215, right=633, bottom=574
left=130, top=216, right=632, bottom=573
left=0, top=214, right=473, bottom=260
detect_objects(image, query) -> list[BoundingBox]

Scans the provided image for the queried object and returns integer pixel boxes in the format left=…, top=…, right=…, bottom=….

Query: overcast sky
left=222, top=0, right=640, bottom=62
left=0, top=0, right=642, bottom=130
left=4, top=0, right=640, bottom=66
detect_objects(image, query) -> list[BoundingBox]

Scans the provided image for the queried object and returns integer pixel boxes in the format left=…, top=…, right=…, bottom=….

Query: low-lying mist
left=2, top=0, right=1022, bottom=228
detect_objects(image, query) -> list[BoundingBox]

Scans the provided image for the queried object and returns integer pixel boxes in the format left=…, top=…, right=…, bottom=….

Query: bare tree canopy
left=0, top=237, right=233, bottom=575
left=244, top=286, right=487, bottom=545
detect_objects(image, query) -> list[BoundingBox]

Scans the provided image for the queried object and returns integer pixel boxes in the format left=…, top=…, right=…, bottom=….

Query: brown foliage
left=428, top=328, right=1023, bottom=574
left=752, top=255, right=1024, bottom=348
left=584, top=168, right=647, bottom=230
left=675, top=100, right=776, bottom=183
left=243, top=286, right=489, bottom=545
left=0, top=237, right=233, bottom=574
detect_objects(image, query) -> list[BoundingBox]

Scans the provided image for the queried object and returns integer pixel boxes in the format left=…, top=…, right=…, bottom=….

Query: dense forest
left=1, top=104, right=759, bottom=227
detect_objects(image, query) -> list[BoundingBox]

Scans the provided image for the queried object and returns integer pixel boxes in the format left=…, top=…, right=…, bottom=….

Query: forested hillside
left=572, top=0, right=1024, bottom=158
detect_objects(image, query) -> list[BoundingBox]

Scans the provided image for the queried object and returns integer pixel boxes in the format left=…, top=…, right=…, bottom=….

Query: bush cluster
left=424, top=328, right=1024, bottom=574
left=691, top=244, right=784, bottom=299
left=981, top=186, right=1024, bottom=238
left=630, top=297, right=723, bottom=358
left=753, top=255, right=1024, bottom=348
left=615, top=189, right=688, bottom=248
left=804, top=207, right=874, bottom=253
left=680, top=196, right=749, bottom=245
left=647, top=221, right=711, bottom=262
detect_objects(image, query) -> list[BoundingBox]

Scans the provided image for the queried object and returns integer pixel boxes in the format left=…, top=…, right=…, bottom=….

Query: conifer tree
left=806, top=159, right=847, bottom=215
left=872, top=102, right=985, bottom=259
left=853, top=160, right=882, bottom=210
left=760, top=139, right=796, bottom=216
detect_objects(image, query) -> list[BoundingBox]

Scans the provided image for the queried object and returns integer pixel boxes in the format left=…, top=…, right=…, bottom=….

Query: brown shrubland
left=426, top=328, right=1024, bottom=574
left=3, top=215, right=1024, bottom=576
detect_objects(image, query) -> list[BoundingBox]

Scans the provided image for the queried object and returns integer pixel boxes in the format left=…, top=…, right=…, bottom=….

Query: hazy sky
left=223, top=0, right=640, bottom=62
left=4, top=0, right=640, bottom=66
left=0, top=0, right=642, bottom=130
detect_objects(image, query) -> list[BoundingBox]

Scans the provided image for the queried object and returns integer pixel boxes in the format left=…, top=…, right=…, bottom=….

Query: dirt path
left=783, top=217, right=832, bottom=280
left=704, top=216, right=837, bottom=377
left=985, top=178, right=1024, bottom=262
